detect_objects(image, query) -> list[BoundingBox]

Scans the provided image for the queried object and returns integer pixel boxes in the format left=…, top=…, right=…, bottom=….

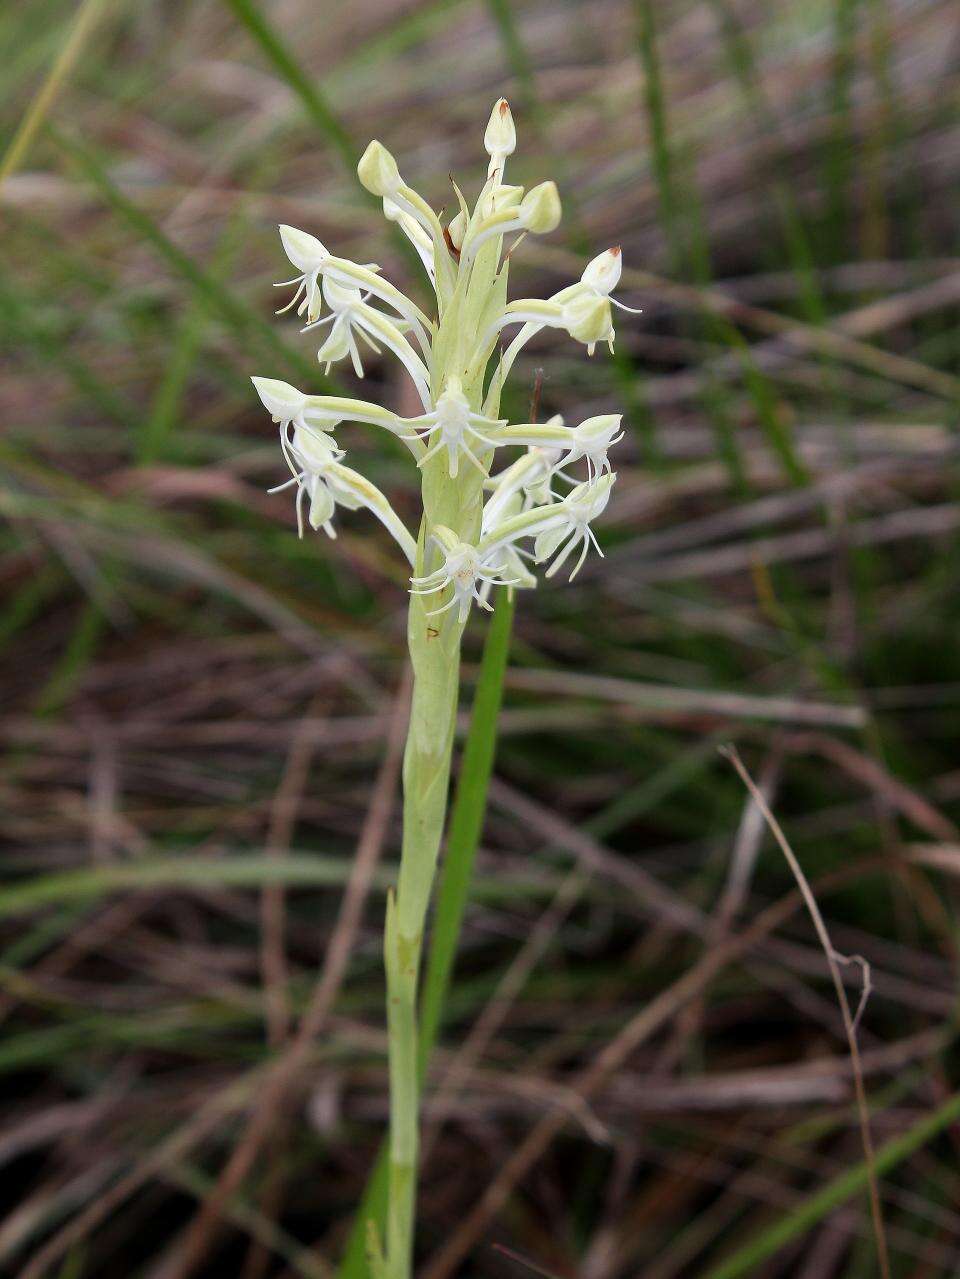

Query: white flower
left=559, top=414, right=624, bottom=479
left=251, top=373, right=342, bottom=452
left=303, top=276, right=432, bottom=408
left=274, top=226, right=332, bottom=323
left=409, top=527, right=519, bottom=622
left=268, top=415, right=415, bottom=562
left=257, top=100, right=627, bottom=608
left=489, top=291, right=614, bottom=356
left=534, top=474, right=616, bottom=579
left=556, top=247, right=643, bottom=322
left=270, top=419, right=345, bottom=537
left=403, top=377, right=506, bottom=476
left=493, top=413, right=623, bottom=481
left=277, top=224, right=433, bottom=357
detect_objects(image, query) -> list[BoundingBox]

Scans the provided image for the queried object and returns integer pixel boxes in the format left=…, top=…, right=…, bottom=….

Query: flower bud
left=484, top=98, right=517, bottom=159
left=490, top=183, right=524, bottom=212
left=446, top=209, right=466, bottom=252
left=357, top=140, right=402, bottom=197
left=518, top=181, right=561, bottom=234
left=581, top=246, right=622, bottom=296
left=563, top=292, right=613, bottom=347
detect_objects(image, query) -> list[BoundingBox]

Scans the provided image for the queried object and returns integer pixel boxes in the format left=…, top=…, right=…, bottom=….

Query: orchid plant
left=252, top=99, right=631, bottom=1278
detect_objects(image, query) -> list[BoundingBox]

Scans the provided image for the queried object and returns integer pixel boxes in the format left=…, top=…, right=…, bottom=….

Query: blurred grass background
left=3, top=0, right=960, bottom=1275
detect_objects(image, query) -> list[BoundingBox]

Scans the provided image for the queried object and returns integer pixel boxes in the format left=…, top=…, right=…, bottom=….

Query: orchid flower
left=401, top=376, right=505, bottom=476
left=409, top=525, right=519, bottom=622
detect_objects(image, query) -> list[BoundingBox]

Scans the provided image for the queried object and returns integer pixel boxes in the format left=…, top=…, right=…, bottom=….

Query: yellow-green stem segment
left=383, top=236, right=508, bottom=1279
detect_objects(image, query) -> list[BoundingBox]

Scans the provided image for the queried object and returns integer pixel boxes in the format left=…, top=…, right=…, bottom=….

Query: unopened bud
left=446, top=210, right=466, bottom=251
left=484, top=98, right=516, bottom=159
left=357, top=140, right=402, bottom=197
left=518, top=181, right=561, bottom=234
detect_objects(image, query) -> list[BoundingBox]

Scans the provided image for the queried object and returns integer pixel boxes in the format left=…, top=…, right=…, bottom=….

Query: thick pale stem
left=383, top=229, right=507, bottom=1279
left=384, top=561, right=462, bottom=1279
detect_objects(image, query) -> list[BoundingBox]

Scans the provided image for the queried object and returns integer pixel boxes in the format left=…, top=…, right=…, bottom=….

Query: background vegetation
left=3, top=0, right=960, bottom=1275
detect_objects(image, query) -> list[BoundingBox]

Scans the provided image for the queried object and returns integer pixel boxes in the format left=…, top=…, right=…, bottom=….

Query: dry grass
left=3, top=0, right=960, bottom=1276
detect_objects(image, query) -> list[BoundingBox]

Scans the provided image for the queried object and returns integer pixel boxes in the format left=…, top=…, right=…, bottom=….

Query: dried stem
left=720, top=743, right=890, bottom=1279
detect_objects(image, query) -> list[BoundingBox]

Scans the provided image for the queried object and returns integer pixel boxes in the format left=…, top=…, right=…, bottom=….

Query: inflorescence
left=252, top=98, right=635, bottom=623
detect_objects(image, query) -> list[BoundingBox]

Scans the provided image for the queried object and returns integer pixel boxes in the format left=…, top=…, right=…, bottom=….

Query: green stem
left=384, top=554, right=462, bottom=1279
left=381, top=227, right=507, bottom=1279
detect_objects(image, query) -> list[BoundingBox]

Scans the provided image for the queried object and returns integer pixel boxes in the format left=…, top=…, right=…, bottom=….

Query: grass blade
left=50, top=126, right=324, bottom=390
left=0, top=0, right=113, bottom=188
left=705, top=1088, right=960, bottom=1278
left=223, top=0, right=354, bottom=171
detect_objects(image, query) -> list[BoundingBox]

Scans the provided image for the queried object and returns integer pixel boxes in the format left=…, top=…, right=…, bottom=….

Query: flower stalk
left=252, top=96, right=632, bottom=1277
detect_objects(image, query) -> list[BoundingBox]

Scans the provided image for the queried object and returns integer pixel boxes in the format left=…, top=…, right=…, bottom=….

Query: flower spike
left=259, top=99, right=630, bottom=611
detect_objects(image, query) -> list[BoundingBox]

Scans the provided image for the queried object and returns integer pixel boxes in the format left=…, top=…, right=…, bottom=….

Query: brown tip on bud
left=612, top=245, right=622, bottom=256
left=499, top=98, right=510, bottom=115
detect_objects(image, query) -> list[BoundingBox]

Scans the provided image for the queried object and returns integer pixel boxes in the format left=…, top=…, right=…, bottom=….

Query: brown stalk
left=720, top=744, right=890, bottom=1279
